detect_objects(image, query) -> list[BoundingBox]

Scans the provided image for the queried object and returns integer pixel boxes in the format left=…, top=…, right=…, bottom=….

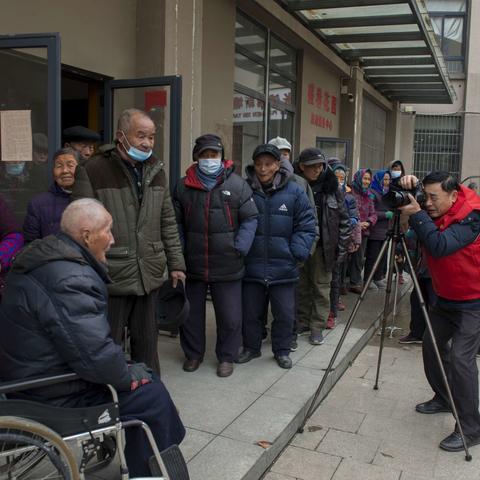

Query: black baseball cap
left=298, top=148, right=326, bottom=166
left=193, top=134, right=224, bottom=160
left=252, top=144, right=281, bottom=162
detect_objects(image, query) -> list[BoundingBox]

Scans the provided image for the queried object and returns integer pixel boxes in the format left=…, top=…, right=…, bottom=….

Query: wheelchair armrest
left=0, top=372, right=80, bottom=395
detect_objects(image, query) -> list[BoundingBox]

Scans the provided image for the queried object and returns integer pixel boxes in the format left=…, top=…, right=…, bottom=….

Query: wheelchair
left=0, top=372, right=190, bottom=479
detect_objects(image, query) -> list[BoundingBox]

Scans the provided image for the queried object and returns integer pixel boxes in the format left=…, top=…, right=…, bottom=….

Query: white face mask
left=198, top=157, right=222, bottom=175
left=391, top=170, right=402, bottom=179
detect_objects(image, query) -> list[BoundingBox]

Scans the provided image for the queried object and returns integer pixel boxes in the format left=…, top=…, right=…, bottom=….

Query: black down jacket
left=0, top=233, right=131, bottom=403
left=295, top=165, right=351, bottom=271
left=173, top=161, right=258, bottom=282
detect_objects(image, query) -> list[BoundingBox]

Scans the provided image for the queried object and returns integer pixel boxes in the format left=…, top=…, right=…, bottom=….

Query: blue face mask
left=391, top=170, right=402, bottom=179
left=6, top=162, right=25, bottom=176
left=121, top=132, right=152, bottom=162
left=198, top=158, right=222, bottom=175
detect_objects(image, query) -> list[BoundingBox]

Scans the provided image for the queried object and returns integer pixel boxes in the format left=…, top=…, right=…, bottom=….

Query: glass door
left=0, top=33, right=61, bottom=222
left=104, top=76, right=182, bottom=187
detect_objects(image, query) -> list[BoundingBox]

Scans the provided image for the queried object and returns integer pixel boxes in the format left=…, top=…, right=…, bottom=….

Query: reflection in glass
left=267, top=108, right=293, bottom=147
left=269, top=72, right=293, bottom=106
left=235, top=14, right=267, bottom=59
left=269, top=36, right=296, bottom=77
left=232, top=92, right=265, bottom=174
left=235, top=53, right=265, bottom=93
left=0, top=48, right=49, bottom=223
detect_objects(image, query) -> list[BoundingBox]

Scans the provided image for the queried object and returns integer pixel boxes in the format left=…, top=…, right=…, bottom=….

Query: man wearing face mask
left=73, top=108, right=186, bottom=374
left=173, top=134, right=258, bottom=377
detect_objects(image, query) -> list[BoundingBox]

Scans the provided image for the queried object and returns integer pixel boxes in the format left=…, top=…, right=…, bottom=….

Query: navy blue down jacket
left=0, top=233, right=131, bottom=403
left=244, top=167, right=316, bottom=284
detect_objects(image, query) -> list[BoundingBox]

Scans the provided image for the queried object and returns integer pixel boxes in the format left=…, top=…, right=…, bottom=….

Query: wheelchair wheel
left=0, top=416, right=79, bottom=480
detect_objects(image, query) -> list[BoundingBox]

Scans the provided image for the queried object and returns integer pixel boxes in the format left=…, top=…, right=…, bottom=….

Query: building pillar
left=339, top=65, right=364, bottom=173
left=461, top=0, right=480, bottom=180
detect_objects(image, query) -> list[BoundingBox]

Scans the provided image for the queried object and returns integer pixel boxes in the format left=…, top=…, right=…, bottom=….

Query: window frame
left=428, top=3, right=468, bottom=74
left=235, top=10, right=297, bottom=144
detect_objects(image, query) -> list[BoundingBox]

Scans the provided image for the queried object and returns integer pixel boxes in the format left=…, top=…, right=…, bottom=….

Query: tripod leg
left=298, top=236, right=392, bottom=434
left=400, top=237, right=472, bottom=461
left=374, top=236, right=398, bottom=389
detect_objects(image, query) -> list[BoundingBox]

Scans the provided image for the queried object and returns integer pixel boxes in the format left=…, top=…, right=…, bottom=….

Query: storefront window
left=0, top=48, right=50, bottom=223
left=233, top=11, right=296, bottom=173
left=426, top=0, right=467, bottom=74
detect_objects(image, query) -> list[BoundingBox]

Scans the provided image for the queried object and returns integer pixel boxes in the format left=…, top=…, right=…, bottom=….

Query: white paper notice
left=0, top=110, right=33, bottom=162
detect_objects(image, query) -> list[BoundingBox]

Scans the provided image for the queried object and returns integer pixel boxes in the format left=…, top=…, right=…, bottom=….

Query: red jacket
left=425, top=185, right=480, bottom=301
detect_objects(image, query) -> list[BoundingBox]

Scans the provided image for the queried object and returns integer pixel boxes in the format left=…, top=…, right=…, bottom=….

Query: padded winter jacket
left=173, top=161, right=258, bottom=282
left=73, top=145, right=185, bottom=296
left=244, top=167, right=316, bottom=284
left=0, top=233, right=131, bottom=402
left=23, top=182, right=71, bottom=242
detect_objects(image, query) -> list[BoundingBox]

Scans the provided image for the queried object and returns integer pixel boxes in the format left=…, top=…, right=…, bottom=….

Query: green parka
left=73, top=145, right=185, bottom=296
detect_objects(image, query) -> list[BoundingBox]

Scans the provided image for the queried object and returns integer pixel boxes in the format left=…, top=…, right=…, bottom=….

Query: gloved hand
left=128, top=362, right=153, bottom=391
left=385, top=211, right=394, bottom=220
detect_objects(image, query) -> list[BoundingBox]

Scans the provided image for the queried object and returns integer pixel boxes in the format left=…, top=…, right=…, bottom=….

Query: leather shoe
left=439, top=431, right=480, bottom=452
left=275, top=355, right=292, bottom=369
left=236, top=349, right=261, bottom=364
left=416, top=397, right=451, bottom=414
left=183, top=358, right=202, bottom=372
left=217, top=362, right=233, bottom=377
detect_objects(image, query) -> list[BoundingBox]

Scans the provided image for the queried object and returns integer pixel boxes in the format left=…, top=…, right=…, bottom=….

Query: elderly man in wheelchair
left=0, top=199, right=187, bottom=479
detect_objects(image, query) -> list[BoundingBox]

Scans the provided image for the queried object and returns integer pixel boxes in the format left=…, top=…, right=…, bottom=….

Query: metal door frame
left=104, top=76, right=182, bottom=187
left=0, top=32, right=61, bottom=174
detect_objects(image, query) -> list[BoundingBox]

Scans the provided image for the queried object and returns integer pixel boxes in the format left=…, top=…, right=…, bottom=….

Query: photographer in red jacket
left=399, top=171, right=480, bottom=453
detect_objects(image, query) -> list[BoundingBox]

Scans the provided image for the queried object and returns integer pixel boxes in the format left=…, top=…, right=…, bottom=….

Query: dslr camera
left=382, top=179, right=425, bottom=209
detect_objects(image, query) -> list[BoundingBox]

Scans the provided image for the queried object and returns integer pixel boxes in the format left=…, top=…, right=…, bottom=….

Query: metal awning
left=278, top=0, right=455, bottom=104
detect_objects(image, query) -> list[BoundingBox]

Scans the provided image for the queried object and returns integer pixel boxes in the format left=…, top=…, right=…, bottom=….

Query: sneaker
left=290, top=339, right=298, bottom=352
left=297, top=326, right=311, bottom=336
left=367, top=282, right=378, bottom=290
left=326, top=313, right=336, bottom=330
left=309, top=332, right=325, bottom=345
left=337, top=299, right=346, bottom=311
left=374, top=279, right=387, bottom=289
left=398, top=333, right=422, bottom=344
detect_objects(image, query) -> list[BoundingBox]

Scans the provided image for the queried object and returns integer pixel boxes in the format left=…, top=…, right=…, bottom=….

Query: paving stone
left=262, top=473, right=297, bottom=480
left=265, top=366, right=327, bottom=408
left=372, top=438, right=438, bottom=478
left=332, top=458, right=401, bottom=480
left=290, top=425, right=329, bottom=450
left=222, top=394, right=300, bottom=445
left=316, top=429, right=380, bottom=463
left=308, top=405, right=366, bottom=434
left=343, top=391, right=398, bottom=417
left=270, top=446, right=341, bottom=480
left=186, top=436, right=265, bottom=480
left=165, top=374, right=260, bottom=434
left=180, top=427, right=215, bottom=462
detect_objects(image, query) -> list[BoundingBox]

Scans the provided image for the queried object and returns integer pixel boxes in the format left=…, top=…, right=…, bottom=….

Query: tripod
left=297, top=210, right=473, bottom=461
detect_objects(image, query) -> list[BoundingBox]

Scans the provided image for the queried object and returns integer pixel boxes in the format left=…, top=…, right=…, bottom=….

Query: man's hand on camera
left=399, top=174, right=419, bottom=190
left=129, top=362, right=153, bottom=391
left=398, top=194, right=422, bottom=217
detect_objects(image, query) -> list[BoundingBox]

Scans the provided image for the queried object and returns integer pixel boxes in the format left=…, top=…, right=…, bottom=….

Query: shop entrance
left=0, top=33, right=182, bottom=222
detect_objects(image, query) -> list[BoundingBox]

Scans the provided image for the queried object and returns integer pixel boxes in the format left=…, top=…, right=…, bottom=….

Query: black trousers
left=108, top=290, right=160, bottom=374
left=180, top=279, right=242, bottom=363
left=64, top=376, right=185, bottom=477
left=242, top=282, right=295, bottom=357
left=423, top=304, right=480, bottom=437
left=409, top=277, right=437, bottom=338
left=363, top=238, right=387, bottom=283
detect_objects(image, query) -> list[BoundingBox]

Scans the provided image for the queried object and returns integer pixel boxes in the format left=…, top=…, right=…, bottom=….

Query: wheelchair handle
left=0, top=372, right=79, bottom=395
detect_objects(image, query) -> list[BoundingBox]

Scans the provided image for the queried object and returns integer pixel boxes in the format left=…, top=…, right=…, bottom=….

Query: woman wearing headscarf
left=348, top=168, right=377, bottom=294
left=363, top=170, right=393, bottom=290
